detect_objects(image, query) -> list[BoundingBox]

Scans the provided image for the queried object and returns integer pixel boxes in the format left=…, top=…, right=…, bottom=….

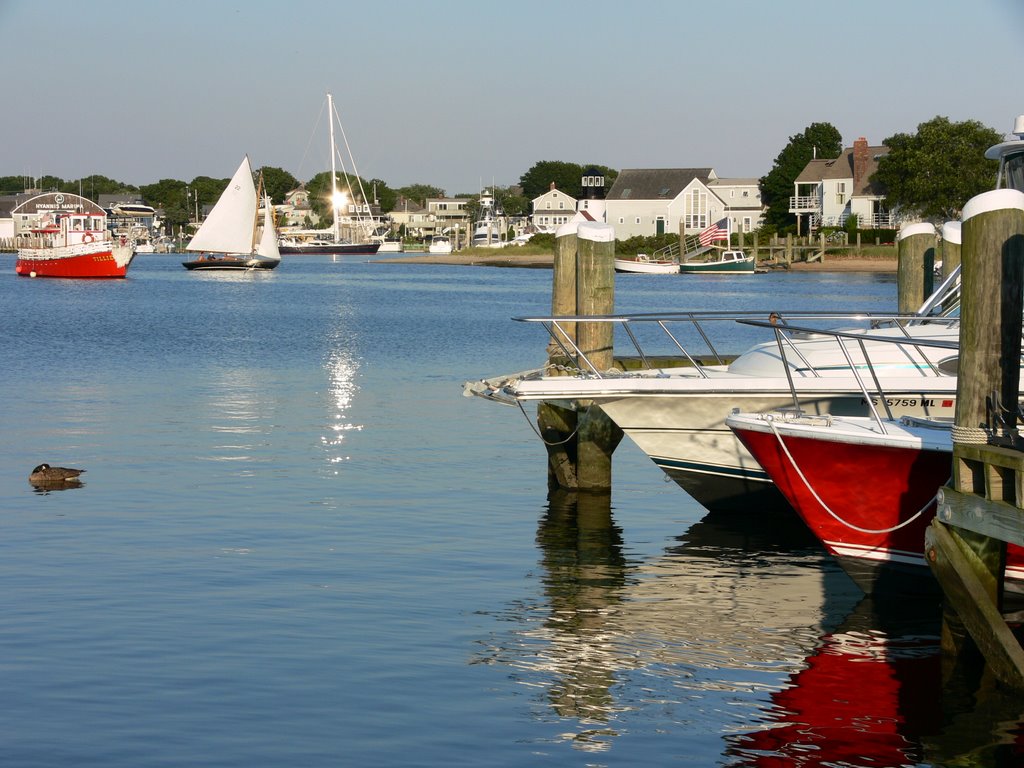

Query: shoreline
left=372, top=251, right=899, bottom=273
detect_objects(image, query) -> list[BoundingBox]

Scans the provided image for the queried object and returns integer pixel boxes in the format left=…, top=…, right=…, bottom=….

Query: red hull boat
left=726, top=411, right=1024, bottom=593
left=12, top=192, right=135, bottom=279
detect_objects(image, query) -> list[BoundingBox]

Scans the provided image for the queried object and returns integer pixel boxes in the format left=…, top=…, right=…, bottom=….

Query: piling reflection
left=535, top=489, right=626, bottom=745
left=477, top=494, right=856, bottom=754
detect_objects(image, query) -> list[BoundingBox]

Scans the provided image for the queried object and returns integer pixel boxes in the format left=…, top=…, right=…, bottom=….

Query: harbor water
left=1, top=254, right=1021, bottom=766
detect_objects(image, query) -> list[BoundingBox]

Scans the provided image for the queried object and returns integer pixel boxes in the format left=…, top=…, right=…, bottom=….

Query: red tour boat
left=12, top=192, right=135, bottom=278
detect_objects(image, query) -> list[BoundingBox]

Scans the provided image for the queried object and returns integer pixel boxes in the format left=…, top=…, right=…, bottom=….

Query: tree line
left=1, top=117, right=1000, bottom=235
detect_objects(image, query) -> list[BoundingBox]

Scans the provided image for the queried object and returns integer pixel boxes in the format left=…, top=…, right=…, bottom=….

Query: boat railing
left=737, top=319, right=965, bottom=432
left=513, top=310, right=958, bottom=379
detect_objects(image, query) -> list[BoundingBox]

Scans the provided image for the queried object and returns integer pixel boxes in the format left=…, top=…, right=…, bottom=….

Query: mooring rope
left=766, top=417, right=943, bottom=535
left=516, top=401, right=580, bottom=446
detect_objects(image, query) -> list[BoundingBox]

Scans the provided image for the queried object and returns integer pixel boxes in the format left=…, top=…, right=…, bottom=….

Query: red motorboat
left=726, top=409, right=1024, bottom=594
left=13, top=192, right=135, bottom=278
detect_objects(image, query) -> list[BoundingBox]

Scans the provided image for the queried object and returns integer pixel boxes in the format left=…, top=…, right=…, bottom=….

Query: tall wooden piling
left=539, top=223, right=581, bottom=489
left=575, top=222, right=623, bottom=490
left=538, top=222, right=622, bottom=492
left=897, top=222, right=937, bottom=314
left=941, top=220, right=962, bottom=281
left=928, top=188, right=1024, bottom=689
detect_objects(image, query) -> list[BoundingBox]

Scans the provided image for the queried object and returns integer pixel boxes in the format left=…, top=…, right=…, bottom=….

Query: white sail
left=186, top=156, right=258, bottom=254
left=256, top=196, right=281, bottom=260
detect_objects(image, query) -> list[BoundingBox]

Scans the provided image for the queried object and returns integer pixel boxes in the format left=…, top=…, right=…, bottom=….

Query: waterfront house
left=531, top=183, right=578, bottom=232
left=425, top=196, right=471, bottom=237
left=789, top=138, right=896, bottom=231
left=603, top=168, right=764, bottom=239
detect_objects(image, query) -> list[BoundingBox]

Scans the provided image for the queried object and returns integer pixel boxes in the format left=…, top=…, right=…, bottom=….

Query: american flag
left=698, top=217, right=729, bottom=247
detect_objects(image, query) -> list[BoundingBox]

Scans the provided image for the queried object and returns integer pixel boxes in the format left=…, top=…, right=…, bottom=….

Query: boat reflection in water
left=479, top=492, right=1024, bottom=762
left=477, top=493, right=859, bottom=754
left=725, top=596, right=944, bottom=766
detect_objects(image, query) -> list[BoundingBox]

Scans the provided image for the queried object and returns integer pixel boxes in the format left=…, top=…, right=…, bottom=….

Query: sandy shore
left=372, top=251, right=898, bottom=272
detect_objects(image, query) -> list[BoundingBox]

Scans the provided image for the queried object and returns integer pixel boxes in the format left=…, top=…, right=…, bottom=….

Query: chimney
left=853, top=137, right=869, bottom=187
left=549, top=181, right=556, bottom=191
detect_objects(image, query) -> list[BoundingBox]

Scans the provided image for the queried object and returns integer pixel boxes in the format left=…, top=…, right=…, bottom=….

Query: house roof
left=606, top=168, right=713, bottom=201
left=795, top=145, right=890, bottom=196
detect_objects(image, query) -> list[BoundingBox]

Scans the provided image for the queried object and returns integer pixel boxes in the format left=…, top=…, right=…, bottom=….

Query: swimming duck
left=29, top=463, right=85, bottom=485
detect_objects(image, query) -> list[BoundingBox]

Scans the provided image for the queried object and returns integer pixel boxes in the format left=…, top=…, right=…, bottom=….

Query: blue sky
left=2, top=0, right=1022, bottom=196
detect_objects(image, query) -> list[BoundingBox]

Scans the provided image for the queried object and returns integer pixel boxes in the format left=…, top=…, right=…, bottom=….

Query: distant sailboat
left=277, top=92, right=380, bottom=257
left=182, top=156, right=282, bottom=271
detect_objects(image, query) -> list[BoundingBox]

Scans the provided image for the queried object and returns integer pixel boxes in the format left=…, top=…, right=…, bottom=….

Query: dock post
left=897, top=222, right=937, bottom=315
left=927, top=188, right=1024, bottom=689
left=941, top=220, right=962, bottom=281
left=575, top=222, right=623, bottom=491
left=538, top=223, right=581, bottom=489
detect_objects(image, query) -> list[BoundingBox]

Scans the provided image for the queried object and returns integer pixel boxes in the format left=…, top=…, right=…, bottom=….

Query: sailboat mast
left=328, top=92, right=340, bottom=243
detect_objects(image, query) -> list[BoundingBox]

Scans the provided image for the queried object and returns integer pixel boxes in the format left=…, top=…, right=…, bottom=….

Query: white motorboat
left=467, top=115, right=1024, bottom=512
left=614, top=254, right=680, bottom=274
left=428, top=235, right=453, bottom=255
left=494, top=310, right=961, bottom=511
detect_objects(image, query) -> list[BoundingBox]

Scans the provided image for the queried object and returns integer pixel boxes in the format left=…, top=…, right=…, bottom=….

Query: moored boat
left=428, top=235, right=453, bottom=255
left=12, top=192, right=135, bottom=278
left=677, top=249, right=755, bottom=274
left=613, top=254, right=680, bottom=274
left=277, top=237, right=380, bottom=256
left=726, top=409, right=1024, bottom=593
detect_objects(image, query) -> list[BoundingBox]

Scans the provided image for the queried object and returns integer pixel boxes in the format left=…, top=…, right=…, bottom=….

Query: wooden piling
left=941, top=220, right=962, bottom=281
left=897, top=222, right=937, bottom=315
left=548, top=222, right=579, bottom=357
left=954, top=192, right=1024, bottom=437
left=929, top=188, right=1024, bottom=689
left=575, top=222, right=623, bottom=490
left=539, top=222, right=622, bottom=492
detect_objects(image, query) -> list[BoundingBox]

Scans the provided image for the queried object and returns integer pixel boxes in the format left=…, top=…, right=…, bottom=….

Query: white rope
left=767, top=417, right=943, bottom=535
left=951, top=424, right=1019, bottom=445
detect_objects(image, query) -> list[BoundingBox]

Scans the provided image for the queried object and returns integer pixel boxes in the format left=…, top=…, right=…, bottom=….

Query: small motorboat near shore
left=677, top=249, right=755, bottom=274
left=614, top=254, right=680, bottom=274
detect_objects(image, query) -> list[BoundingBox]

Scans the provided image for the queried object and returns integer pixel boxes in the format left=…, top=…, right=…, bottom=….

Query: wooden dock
left=925, top=189, right=1024, bottom=689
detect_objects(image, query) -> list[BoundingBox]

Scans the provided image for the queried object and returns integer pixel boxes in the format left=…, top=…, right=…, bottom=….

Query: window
left=743, top=217, right=751, bottom=232
left=635, top=217, right=641, bottom=224
left=742, top=190, right=749, bottom=197
left=836, top=182, right=846, bottom=205
left=620, top=188, right=632, bottom=199
left=558, top=201, right=564, bottom=209
left=685, top=187, right=708, bottom=231
left=618, top=217, right=624, bottom=224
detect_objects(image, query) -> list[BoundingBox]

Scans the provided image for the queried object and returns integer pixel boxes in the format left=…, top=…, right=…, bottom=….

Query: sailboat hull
left=182, top=257, right=279, bottom=271
left=277, top=242, right=380, bottom=256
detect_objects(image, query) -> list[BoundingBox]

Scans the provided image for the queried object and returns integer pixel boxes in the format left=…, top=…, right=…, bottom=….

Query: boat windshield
left=1000, top=149, right=1024, bottom=193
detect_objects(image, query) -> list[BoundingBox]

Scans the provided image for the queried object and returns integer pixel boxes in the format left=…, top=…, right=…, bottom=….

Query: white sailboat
left=277, top=92, right=381, bottom=257
left=182, top=155, right=282, bottom=271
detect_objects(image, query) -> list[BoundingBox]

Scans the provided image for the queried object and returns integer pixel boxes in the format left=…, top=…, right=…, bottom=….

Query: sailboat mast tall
left=328, top=92, right=340, bottom=243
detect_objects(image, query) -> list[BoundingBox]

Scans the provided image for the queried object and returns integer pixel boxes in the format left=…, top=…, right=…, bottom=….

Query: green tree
left=874, top=116, right=1002, bottom=221
left=396, top=183, right=445, bottom=204
left=257, top=166, right=299, bottom=205
left=759, top=122, right=842, bottom=231
left=58, top=175, right=137, bottom=198
left=366, top=178, right=397, bottom=213
left=519, top=161, right=585, bottom=199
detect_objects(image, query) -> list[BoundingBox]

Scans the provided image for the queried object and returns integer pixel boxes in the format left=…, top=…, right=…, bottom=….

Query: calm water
left=0, top=255, right=1020, bottom=766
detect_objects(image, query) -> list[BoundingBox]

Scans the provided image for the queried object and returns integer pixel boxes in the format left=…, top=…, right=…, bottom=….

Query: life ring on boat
left=83, top=233, right=94, bottom=243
